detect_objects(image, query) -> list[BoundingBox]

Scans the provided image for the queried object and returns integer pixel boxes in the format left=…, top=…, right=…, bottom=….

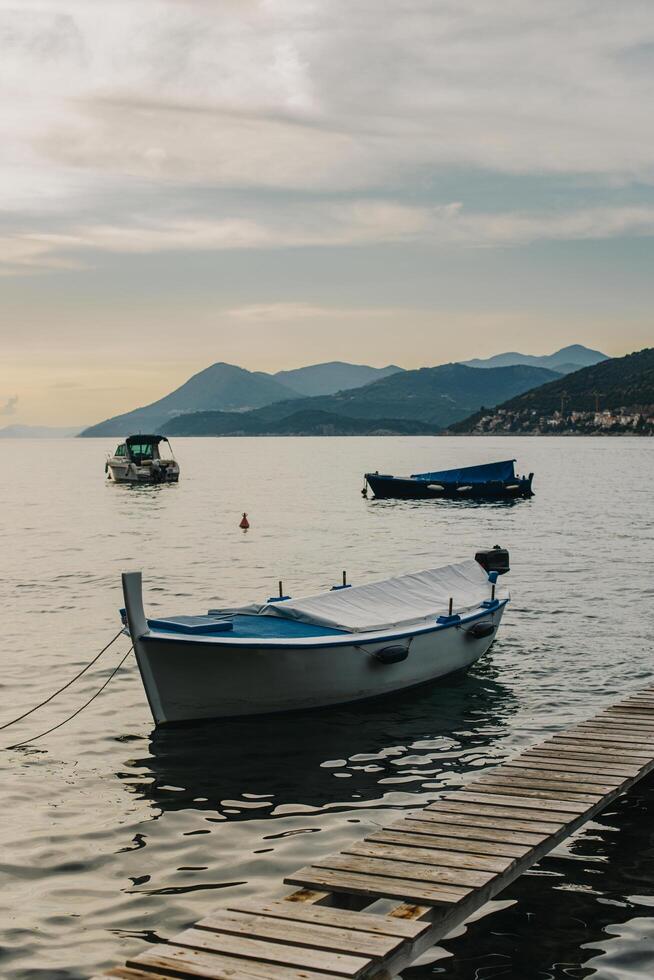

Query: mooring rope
left=4, top=646, right=133, bottom=751
left=0, top=628, right=125, bottom=731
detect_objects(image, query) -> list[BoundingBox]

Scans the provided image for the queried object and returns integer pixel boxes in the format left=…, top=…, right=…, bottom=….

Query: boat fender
left=464, top=621, right=496, bottom=640
left=373, top=645, right=409, bottom=665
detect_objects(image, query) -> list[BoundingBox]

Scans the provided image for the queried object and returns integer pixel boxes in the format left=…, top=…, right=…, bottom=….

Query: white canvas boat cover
left=258, top=558, right=506, bottom=633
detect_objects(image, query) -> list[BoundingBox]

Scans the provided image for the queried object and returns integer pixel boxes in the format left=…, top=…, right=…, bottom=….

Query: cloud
left=5, top=201, right=654, bottom=272
left=1, top=395, right=18, bottom=415
left=225, top=302, right=399, bottom=322
left=2, top=0, right=654, bottom=200
left=2, top=0, right=654, bottom=274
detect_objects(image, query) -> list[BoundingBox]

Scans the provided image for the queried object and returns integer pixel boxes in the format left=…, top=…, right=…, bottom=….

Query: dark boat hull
left=365, top=472, right=534, bottom=500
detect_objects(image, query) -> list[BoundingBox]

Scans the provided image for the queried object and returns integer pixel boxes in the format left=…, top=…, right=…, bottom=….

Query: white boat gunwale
left=139, top=599, right=509, bottom=650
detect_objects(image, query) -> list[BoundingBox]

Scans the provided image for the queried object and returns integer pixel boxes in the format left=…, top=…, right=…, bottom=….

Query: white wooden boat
left=106, top=434, right=179, bottom=484
left=121, top=548, right=510, bottom=725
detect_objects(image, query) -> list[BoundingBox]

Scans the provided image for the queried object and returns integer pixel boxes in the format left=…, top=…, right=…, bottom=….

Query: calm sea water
left=1, top=436, right=653, bottom=980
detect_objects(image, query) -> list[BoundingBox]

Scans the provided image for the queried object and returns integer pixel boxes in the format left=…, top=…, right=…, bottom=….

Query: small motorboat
left=121, top=547, right=510, bottom=725
left=105, top=434, right=180, bottom=484
left=363, top=459, right=533, bottom=500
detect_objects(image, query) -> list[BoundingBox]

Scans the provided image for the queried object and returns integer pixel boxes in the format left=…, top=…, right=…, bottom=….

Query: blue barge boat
left=364, top=459, right=534, bottom=500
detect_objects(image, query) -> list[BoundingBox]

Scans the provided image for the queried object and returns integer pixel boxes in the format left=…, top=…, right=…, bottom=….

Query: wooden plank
left=575, top=728, right=654, bottom=744
left=388, top=904, right=431, bottom=926
left=368, top=828, right=530, bottom=859
left=548, top=737, right=654, bottom=758
left=473, top=773, right=613, bottom=796
left=610, top=703, right=654, bottom=713
left=231, top=900, right=429, bottom=939
left=513, top=754, right=639, bottom=777
left=444, top=790, right=588, bottom=814
left=196, top=909, right=400, bottom=961
left=547, top=736, right=653, bottom=759
left=599, top=708, right=654, bottom=722
left=540, top=733, right=653, bottom=753
left=599, top=716, right=654, bottom=727
left=499, top=764, right=627, bottom=786
left=576, top=722, right=654, bottom=739
left=561, top=728, right=654, bottom=747
left=285, top=867, right=471, bottom=906
left=398, top=814, right=551, bottom=844
left=130, top=944, right=342, bottom=980
left=344, top=840, right=513, bottom=874
left=598, top=716, right=654, bottom=731
left=426, top=800, right=570, bottom=833
left=311, top=853, right=494, bottom=889
left=171, top=926, right=370, bottom=978
left=104, top=971, right=177, bottom=980
left=417, top=804, right=567, bottom=833
left=464, top=779, right=601, bottom=813
left=535, top=741, right=652, bottom=764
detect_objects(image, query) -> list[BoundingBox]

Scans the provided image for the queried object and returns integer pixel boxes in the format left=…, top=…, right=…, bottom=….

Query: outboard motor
left=475, top=545, right=510, bottom=576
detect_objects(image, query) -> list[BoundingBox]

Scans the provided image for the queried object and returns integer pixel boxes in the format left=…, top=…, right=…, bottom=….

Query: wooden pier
left=94, top=687, right=654, bottom=980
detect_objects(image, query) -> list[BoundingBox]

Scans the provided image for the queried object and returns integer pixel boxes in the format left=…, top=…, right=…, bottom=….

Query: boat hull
left=365, top=473, right=533, bottom=500
left=107, top=463, right=179, bottom=484
left=133, top=605, right=505, bottom=725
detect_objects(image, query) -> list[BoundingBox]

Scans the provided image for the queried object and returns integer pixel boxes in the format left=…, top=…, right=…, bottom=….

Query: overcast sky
left=1, top=0, right=653, bottom=425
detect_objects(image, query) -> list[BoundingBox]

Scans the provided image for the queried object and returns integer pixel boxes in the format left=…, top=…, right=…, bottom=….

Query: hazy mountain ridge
left=80, top=363, right=298, bottom=437
left=274, top=361, right=403, bottom=396
left=164, top=408, right=433, bottom=436
left=80, top=360, right=404, bottom=437
left=451, top=348, right=654, bottom=432
left=162, top=363, right=559, bottom=435
left=79, top=346, right=603, bottom=438
left=0, top=424, right=84, bottom=438
left=463, top=344, right=607, bottom=373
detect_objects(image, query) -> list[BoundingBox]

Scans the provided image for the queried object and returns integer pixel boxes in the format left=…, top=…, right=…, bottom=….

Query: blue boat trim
left=411, top=459, right=517, bottom=484
left=142, top=599, right=509, bottom=650
left=148, top=615, right=234, bottom=635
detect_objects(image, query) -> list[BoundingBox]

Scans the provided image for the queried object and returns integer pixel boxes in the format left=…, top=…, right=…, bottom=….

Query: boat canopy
left=258, top=558, right=505, bottom=633
left=411, top=459, right=516, bottom=484
left=126, top=434, right=168, bottom=446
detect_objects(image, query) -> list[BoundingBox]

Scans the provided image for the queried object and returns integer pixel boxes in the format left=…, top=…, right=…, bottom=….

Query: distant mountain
left=451, top=347, right=654, bottom=432
left=163, top=362, right=559, bottom=435
left=274, top=362, right=403, bottom=396
left=79, top=363, right=298, bottom=437
left=0, top=424, right=83, bottom=438
left=79, top=360, right=407, bottom=437
left=462, top=344, right=608, bottom=374
left=248, top=363, right=560, bottom=428
left=164, top=408, right=434, bottom=436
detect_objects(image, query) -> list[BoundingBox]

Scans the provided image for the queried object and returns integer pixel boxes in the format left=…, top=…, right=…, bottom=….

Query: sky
left=1, top=0, right=653, bottom=425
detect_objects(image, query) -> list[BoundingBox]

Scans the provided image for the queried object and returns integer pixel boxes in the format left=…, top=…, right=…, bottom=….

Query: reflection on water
left=135, top=668, right=516, bottom=820
left=1, top=435, right=653, bottom=979
left=368, top=496, right=528, bottom=511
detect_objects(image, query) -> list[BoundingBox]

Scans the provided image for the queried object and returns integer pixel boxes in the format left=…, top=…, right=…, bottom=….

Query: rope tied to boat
left=0, top=627, right=125, bottom=731
left=3, top=646, right=133, bottom=751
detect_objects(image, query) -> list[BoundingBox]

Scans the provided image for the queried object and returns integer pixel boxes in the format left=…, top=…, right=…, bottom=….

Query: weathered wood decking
left=94, top=688, right=654, bottom=980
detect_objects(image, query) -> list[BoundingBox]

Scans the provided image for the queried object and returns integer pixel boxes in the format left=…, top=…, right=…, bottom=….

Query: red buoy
left=239, top=512, right=249, bottom=529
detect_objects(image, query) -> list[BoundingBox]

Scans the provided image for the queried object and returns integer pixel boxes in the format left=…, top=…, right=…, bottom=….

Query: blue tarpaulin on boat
left=411, top=459, right=516, bottom=484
